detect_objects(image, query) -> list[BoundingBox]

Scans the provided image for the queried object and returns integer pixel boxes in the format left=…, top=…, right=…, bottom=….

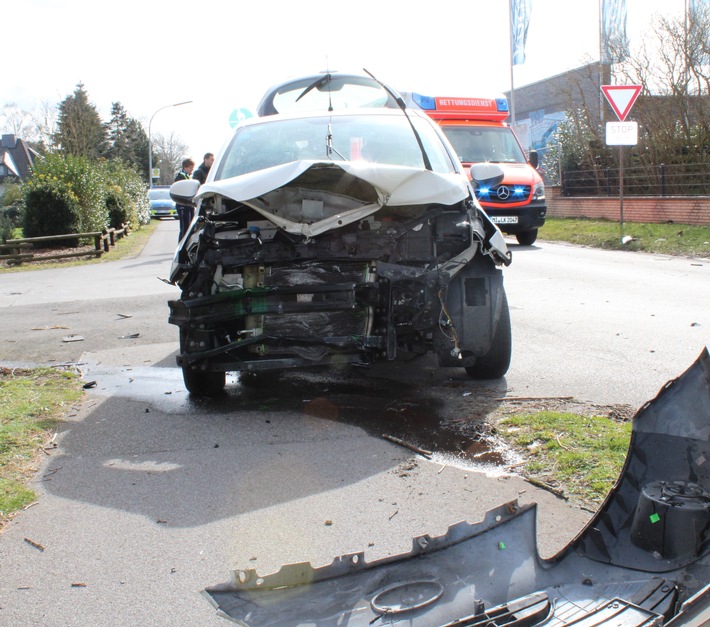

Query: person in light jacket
left=175, top=158, right=195, bottom=241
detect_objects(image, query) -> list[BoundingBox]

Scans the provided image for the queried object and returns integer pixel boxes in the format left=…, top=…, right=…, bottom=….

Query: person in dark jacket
left=175, top=158, right=195, bottom=242
left=193, top=152, right=214, bottom=185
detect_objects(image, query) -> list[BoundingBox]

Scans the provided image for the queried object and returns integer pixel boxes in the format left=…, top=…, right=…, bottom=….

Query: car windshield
left=216, top=114, right=457, bottom=180
left=442, top=126, right=527, bottom=164
left=149, top=188, right=172, bottom=200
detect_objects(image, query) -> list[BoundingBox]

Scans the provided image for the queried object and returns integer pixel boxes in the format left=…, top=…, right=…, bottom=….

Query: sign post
left=601, top=85, right=641, bottom=240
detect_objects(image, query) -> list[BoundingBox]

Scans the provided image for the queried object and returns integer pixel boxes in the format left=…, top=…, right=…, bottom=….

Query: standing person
left=175, top=158, right=195, bottom=242
left=193, top=152, right=214, bottom=185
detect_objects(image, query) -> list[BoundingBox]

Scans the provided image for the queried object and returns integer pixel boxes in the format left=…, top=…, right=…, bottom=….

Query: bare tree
left=31, top=99, right=59, bottom=153
left=0, top=103, right=35, bottom=139
left=152, top=131, right=189, bottom=185
left=0, top=100, right=58, bottom=153
left=552, top=7, right=710, bottom=196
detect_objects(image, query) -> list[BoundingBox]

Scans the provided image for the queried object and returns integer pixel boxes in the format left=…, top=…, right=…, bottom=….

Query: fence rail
left=0, top=224, right=131, bottom=265
left=561, top=161, right=710, bottom=197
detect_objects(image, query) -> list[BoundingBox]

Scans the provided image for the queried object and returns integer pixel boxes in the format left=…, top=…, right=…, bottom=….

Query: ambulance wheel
left=516, top=229, right=538, bottom=246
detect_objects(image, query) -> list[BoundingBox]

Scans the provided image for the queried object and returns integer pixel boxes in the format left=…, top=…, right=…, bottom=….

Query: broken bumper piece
left=204, top=348, right=710, bottom=625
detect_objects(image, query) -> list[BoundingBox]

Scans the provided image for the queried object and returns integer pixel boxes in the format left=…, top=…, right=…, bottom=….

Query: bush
left=21, top=155, right=150, bottom=243
left=1, top=182, right=23, bottom=208
left=105, top=184, right=129, bottom=228
left=23, top=154, right=108, bottom=242
left=22, top=178, right=81, bottom=239
left=100, top=160, right=150, bottom=228
left=1, top=182, right=23, bottom=242
left=0, top=212, right=15, bottom=243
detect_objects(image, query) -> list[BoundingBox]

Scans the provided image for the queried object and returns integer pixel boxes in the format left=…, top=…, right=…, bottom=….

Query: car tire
left=516, top=229, right=538, bottom=246
left=182, top=366, right=226, bottom=396
left=465, top=291, right=511, bottom=379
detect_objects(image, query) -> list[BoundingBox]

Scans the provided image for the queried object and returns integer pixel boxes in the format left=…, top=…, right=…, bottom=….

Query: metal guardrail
left=561, top=162, right=710, bottom=197
left=0, top=224, right=131, bottom=265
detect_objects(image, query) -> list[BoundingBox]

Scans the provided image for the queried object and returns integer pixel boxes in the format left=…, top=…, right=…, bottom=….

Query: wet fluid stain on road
left=90, top=358, right=514, bottom=468
left=204, top=368, right=511, bottom=467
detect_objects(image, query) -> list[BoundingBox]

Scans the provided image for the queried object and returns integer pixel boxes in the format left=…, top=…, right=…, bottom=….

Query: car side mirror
left=470, top=163, right=505, bottom=187
left=528, top=150, right=539, bottom=169
left=170, top=179, right=200, bottom=205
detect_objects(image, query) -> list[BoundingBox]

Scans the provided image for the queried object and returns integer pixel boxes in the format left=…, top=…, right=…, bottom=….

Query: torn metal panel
left=204, top=349, right=710, bottom=625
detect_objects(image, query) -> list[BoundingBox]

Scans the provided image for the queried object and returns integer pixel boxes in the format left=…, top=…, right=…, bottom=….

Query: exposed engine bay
left=168, top=161, right=512, bottom=394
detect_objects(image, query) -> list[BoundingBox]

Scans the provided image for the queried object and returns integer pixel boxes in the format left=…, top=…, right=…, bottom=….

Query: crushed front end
left=168, top=161, right=510, bottom=394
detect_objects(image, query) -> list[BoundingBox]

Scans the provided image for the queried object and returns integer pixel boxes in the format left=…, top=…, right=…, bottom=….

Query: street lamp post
left=148, top=100, right=192, bottom=188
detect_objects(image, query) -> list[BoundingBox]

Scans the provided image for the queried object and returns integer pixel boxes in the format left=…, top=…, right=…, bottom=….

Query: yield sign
left=601, top=85, right=642, bottom=121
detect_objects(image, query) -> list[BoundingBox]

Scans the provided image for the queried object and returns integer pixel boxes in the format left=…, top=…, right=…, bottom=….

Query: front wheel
left=516, top=229, right=538, bottom=246
left=182, top=366, right=226, bottom=396
left=465, top=292, right=512, bottom=379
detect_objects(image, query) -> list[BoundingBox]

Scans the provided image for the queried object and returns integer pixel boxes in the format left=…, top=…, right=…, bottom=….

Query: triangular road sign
left=601, top=85, right=642, bottom=121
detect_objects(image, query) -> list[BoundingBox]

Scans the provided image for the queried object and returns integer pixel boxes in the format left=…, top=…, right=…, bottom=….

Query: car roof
left=238, top=106, right=431, bottom=130
left=256, top=72, right=402, bottom=116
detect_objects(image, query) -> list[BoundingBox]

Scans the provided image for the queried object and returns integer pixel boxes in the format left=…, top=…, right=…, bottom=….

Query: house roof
left=1, top=149, right=20, bottom=177
left=0, top=134, right=38, bottom=180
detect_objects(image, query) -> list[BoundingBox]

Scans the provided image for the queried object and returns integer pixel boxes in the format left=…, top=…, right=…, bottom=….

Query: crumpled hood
left=196, top=160, right=469, bottom=238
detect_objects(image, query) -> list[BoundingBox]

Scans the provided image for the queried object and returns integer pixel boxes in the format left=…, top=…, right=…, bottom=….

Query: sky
left=5, top=0, right=686, bottom=168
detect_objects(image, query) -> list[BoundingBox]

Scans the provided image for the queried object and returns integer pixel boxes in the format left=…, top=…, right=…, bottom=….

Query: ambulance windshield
left=442, top=126, right=527, bottom=164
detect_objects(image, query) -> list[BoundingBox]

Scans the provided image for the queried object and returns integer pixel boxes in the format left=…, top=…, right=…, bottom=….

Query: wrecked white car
left=168, top=108, right=512, bottom=394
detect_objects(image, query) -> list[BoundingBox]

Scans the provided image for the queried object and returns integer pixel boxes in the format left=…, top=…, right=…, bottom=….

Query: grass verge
left=495, top=409, right=633, bottom=509
left=0, top=219, right=160, bottom=274
left=541, top=217, right=710, bottom=258
left=0, top=367, right=84, bottom=527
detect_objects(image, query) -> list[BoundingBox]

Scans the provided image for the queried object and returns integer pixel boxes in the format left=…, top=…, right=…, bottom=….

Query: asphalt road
left=504, top=237, right=710, bottom=408
left=0, top=220, right=708, bottom=625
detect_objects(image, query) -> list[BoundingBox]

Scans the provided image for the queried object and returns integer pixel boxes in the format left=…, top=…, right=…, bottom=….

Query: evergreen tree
left=53, top=83, right=107, bottom=158
left=105, top=101, right=130, bottom=160
left=105, top=101, right=150, bottom=180
left=124, top=117, right=150, bottom=181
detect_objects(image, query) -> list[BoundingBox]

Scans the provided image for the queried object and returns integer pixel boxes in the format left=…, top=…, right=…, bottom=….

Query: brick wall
left=547, top=187, right=710, bottom=226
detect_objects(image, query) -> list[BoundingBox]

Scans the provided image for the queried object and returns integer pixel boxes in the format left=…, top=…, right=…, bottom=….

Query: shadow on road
left=42, top=362, right=508, bottom=529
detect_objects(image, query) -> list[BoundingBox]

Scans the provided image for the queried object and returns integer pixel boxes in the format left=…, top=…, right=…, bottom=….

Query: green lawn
left=495, top=410, right=632, bottom=508
left=0, top=368, right=84, bottom=525
left=541, top=217, right=710, bottom=258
